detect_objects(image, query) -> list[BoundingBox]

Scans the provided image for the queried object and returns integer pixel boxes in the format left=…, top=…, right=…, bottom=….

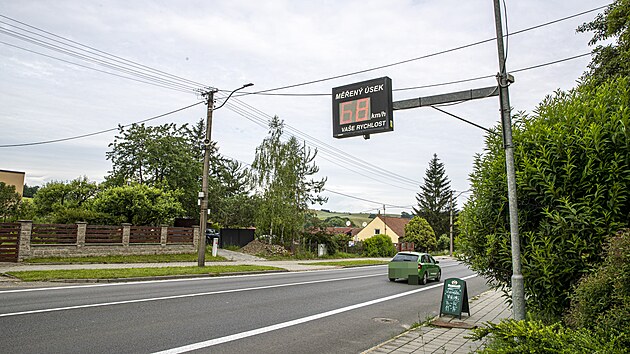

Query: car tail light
left=418, top=264, right=422, bottom=270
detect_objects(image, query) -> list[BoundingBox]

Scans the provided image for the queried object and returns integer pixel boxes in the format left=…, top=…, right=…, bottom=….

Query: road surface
left=0, top=259, right=488, bottom=353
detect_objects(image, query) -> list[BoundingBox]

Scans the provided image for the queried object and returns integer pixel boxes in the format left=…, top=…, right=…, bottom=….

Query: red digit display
left=339, top=97, right=371, bottom=125
left=356, top=97, right=370, bottom=122
left=340, top=101, right=354, bottom=124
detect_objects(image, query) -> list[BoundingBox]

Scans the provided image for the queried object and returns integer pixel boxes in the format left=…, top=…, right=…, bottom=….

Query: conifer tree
left=413, top=154, right=453, bottom=237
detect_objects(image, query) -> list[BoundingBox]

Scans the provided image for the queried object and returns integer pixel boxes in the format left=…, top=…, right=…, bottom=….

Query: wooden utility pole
left=198, top=88, right=217, bottom=266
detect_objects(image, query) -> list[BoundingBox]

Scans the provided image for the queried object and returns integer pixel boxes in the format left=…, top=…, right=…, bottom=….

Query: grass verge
left=25, top=251, right=227, bottom=264
left=5, top=265, right=283, bottom=282
left=299, top=260, right=388, bottom=267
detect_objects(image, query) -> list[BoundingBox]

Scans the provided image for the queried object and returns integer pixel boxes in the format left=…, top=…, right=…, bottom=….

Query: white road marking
left=153, top=274, right=478, bottom=354
left=0, top=265, right=386, bottom=294
left=0, top=273, right=383, bottom=317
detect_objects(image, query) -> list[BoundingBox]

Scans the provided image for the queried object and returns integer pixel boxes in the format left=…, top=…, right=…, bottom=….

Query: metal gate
left=0, top=223, right=20, bottom=262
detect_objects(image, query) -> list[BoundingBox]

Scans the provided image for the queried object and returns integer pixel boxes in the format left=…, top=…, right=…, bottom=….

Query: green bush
left=437, top=234, right=450, bottom=251
left=470, top=318, right=623, bottom=353
left=565, top=229, right=630, bottom=348
left=363, top=234, right=396, bottom=257
left=458, top=77, right=630, bottom=320
left=403, top=216, right=437, bottom=252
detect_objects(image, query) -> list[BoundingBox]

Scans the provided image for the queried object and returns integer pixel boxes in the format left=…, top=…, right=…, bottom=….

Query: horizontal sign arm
left=393, top=86, right=499, bottom=111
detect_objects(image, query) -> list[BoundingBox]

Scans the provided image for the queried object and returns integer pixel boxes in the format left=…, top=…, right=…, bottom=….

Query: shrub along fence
left=2, top=221, right=199, bottom=262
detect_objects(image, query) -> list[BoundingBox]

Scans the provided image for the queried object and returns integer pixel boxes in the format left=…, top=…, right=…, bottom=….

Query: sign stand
left=439, top=278, right=470, bottom=319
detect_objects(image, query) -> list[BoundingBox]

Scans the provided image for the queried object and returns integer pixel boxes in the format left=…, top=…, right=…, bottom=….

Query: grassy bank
left=5, top=265, right=284, bottom=282
left=299, top=260, right=388, bottom=267
left=25, top=249, right=226, bottom=264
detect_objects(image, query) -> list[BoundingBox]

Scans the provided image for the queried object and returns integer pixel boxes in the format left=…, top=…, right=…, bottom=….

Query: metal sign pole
left=493, top=0, right=525, bottom=320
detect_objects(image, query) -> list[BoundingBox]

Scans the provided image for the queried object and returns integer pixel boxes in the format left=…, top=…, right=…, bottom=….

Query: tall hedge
left=458, top=77, right=630, bottom=320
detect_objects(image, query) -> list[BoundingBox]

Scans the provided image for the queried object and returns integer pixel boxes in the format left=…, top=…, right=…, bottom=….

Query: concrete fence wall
left=17, top=221, right=200, bottom=261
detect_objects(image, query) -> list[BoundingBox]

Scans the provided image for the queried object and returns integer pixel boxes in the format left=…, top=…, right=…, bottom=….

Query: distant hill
left=312, top=209, right=407, bottom=228
left=312, top=210, right=374, bottom=227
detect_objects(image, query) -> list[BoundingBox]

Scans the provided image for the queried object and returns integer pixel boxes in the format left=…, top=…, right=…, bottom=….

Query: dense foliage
left=363, top=234, right=396, bottom=257
left=403, top=216, right=437, bottom=252
left=565, top=229, right=630, bottom=349
left=413, top=154, right=453, bottom=237
left=105, top=122, right=200, bottom=218
left=458, top=77, right=630, bottom=320
left=251, top=116, right=326, bottom=242
left=471, top=230, right=630, bottom=353
left=470, top=317, right=620, bottom=354
left=0, top=182, right=21, bottom=222
left=577, top=0, right=630, bottom=86
left=91, top=184, right=183, bottom=225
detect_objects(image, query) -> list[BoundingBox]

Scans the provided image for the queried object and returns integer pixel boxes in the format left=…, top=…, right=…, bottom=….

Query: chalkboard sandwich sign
left=439, top=278, right=470, bottom=319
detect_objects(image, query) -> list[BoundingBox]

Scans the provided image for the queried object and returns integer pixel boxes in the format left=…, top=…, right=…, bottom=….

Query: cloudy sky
left=0, top=0, right=610, bottom=213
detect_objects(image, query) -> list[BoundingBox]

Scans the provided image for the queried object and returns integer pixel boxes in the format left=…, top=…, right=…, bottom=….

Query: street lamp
left=198, top=83, right=254, bottom=267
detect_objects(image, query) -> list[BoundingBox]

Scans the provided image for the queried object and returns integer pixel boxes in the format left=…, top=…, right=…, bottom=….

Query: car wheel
left=389, top=278, right=395, bottom=282
left=436, top=270, right=441, bottom=282
left=421, top=272, right=428, bottom=285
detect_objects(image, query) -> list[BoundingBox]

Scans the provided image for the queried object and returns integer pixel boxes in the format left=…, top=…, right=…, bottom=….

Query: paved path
left=364, top=288, right=511, bottom=353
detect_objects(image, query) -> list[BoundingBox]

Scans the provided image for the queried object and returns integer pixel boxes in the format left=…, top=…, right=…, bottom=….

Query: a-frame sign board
left=439, top=278, right=470, bottom=319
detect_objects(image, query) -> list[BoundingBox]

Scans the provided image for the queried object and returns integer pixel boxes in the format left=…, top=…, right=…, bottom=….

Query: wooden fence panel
left=129, top=226, right=161, bottom=244
left=86, top=225, right=123, bottom=244
left=32, top=224, right=77, bottom=244
left=166, top=227, right=194, bottom=244
left=0, top=223, right=20, bottom=262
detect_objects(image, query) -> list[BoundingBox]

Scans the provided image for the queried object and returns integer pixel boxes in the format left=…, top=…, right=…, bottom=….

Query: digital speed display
left=332, top=77, right=393, bottom=138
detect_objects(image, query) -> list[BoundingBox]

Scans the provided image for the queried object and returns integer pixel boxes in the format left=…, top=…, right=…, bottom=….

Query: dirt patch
left=241, top=239, right=290, bottom=257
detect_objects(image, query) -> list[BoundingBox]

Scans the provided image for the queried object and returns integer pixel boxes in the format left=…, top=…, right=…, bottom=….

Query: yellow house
left=355, top=215, right=411, bottom=244
left=0, top=169, right=25, bottom=196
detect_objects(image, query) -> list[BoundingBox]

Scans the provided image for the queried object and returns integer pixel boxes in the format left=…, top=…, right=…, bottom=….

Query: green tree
left=251, top=116, right=326, bottom=243
left=458, top=77, right=630, bottom=321
left=413, top=154, right=453, bottom=237
left=207, top=157, right=257, bottom=228
left=403, top=216, right=437, bottom=252
left=577, top=0, right=630, bottom=85
left=91, top=184, right=183, bottom=225
left=22, top=184, right=39, bottom=198
left=0, top=182, right=21, bottom=222
left=32, top=177, right=99, bottom=221
left=105, top=122, right=200, bottom=218
left=364, top=234, right=396, bottom=257
left=437, top=234, right=450, bottom=251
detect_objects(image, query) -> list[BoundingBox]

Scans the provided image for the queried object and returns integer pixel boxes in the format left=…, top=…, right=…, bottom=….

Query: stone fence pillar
left=160, top=225, right=168, bottom=247
left=76, top=222, right=87, bottom=247
left=193, top=225, right=200, bottom=248
left=122, top=223, right=131, bottom=247
left=18, top=220, right=32, bottom=262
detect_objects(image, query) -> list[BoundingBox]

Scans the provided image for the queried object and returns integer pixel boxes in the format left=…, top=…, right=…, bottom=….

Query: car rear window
left=392, top=253, right=418, bottom=262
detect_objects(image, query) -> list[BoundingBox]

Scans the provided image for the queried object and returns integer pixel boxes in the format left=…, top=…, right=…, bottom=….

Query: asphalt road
left=0, top=259, right=487, bottom=353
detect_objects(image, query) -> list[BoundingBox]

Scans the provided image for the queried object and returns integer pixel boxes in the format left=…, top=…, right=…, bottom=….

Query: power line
left=235, top=3, right=608, bottom=96
left=323, top=189, right=410, bottom=208
left=0, top=27, right=201, bottom=93
left=0, top=101, right=204, bottom=148
left=234, top=52, right=593, bottom=97
left=0, top=15, right=207, bottom=89
left=0, top=41, right=195, bottom=94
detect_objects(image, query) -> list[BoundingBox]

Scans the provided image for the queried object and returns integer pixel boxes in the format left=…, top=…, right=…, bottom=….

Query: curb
left=41, top=269, right=290, bottom=283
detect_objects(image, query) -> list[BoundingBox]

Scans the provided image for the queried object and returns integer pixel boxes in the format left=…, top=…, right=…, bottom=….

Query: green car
left=388, top=252, right=441, bottom=285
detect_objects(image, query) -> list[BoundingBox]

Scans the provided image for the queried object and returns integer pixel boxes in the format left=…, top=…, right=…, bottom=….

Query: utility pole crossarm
left=393, top=86, right=499, bottom=111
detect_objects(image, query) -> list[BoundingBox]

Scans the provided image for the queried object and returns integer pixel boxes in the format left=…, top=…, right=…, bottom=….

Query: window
left=392, top=253, right=418, bottom=262
left=374, top=229, right=380, bottom=235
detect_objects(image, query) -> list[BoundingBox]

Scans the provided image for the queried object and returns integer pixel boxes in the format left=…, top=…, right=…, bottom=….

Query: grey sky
left=0, top=0, right=609, bottom=213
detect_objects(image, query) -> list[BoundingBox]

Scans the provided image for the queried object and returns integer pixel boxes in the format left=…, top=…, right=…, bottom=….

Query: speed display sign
left=332, top=77, right=393, bottom=138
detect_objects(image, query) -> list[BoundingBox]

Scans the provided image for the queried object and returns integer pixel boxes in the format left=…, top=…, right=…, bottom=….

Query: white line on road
left=153, top=274, right=478, bottom=354
left=0, top=273, right=382, bottom=317
left=0, top=266, right=384, bottom=294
